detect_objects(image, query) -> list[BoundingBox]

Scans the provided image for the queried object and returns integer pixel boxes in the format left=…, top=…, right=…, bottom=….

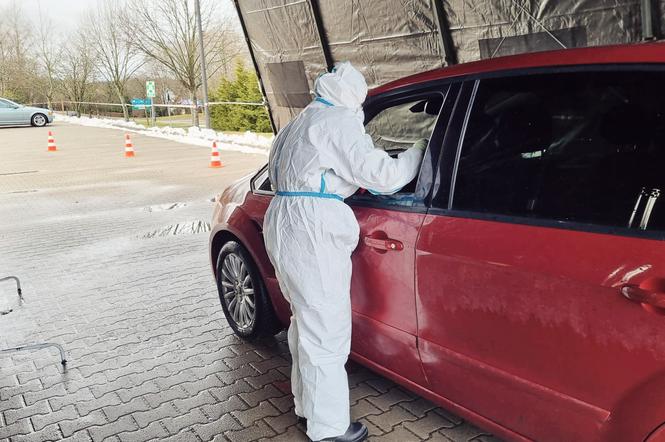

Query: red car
left=210, top=42, right=665, bottom=442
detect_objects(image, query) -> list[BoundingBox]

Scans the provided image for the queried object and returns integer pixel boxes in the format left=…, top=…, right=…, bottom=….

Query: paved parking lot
left=0, top=122, right=498, bottom=442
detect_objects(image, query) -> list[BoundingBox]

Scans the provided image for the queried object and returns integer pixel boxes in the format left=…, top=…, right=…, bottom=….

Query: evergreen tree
left=211, top=62, right=272, bottom=133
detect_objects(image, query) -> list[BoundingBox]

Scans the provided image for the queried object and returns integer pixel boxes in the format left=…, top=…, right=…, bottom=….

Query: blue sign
left=131, top=98, right=151, bottom=110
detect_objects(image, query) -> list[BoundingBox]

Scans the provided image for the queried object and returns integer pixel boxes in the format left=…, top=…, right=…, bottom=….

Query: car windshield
left=0, top=98, right=18, bottom=107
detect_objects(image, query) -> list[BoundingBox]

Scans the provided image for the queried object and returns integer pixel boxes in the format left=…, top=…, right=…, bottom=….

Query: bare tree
left=0, top=1, right=35, bottom=102
left=0, top=10, right=12, bottom=97
left=85, top=2, right=143, bottom=121
left=60, top=33, right=95, bottom=117
left=124, top=0, right=241, bottom=127
left=35, top=7, right=62, bottom=110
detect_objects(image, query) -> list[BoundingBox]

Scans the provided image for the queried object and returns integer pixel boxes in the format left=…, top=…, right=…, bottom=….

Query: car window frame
left=250, top=81, right=458, bottom=203
left=429, top=63, right=665, bottom=241
left=344, top=82, right=457, bottom=214
left=250, top=163, right=273, bottom=196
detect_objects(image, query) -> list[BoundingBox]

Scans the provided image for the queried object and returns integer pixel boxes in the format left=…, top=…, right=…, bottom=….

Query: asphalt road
left=0, top=122, right=498, bottom=442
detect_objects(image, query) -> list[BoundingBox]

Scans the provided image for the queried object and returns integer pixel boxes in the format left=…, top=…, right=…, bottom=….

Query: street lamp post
left=194, top=0, right=211, bottom=129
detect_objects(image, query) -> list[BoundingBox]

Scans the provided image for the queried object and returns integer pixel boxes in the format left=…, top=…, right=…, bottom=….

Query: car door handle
left=363, top=234, right=404, bottom=252
left=621, top=285, right=665, bottom=309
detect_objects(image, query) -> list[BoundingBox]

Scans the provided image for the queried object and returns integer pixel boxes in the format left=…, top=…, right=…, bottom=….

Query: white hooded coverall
left=263, top=62, right=424, bottom=441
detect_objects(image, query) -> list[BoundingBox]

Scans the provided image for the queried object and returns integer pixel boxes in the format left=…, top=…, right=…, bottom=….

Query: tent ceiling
left=233, top=0, right=660, bottom=131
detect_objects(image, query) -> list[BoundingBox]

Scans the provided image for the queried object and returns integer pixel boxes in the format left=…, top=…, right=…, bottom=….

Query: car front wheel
left=216, top=241, right=280, bottom=340
left=31, top=113, right=47, bottom=127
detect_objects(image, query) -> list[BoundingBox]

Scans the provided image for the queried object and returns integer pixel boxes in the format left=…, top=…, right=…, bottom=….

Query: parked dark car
left=210, top=42, right=665, bottom=442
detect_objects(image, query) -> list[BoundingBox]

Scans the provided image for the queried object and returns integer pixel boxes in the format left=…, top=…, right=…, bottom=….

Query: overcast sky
left=0, top=0, right=94, bottom=29
left=0, top=0, right=238, bottom=31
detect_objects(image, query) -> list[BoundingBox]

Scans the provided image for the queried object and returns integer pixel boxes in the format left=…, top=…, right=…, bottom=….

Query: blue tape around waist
left=275, top=191, right=344, bottom=201
left=275, top=170, right=344, bottom=201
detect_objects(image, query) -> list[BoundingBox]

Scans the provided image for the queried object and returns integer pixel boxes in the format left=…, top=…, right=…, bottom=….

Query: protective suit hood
left=314, top=61, right=367, bottom=111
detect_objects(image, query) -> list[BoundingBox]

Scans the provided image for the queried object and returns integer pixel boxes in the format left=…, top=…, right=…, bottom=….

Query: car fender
left=599, top=369, right=665, bottom=441
left=209, top=206, right=291, bottom=326
left=28, top=108, right=50, bottom=124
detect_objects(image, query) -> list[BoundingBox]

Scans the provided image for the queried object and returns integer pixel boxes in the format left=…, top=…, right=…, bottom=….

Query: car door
left=16, top=105, right=33, bottom=124
left=345, top=84, right=457, bottom=385
left=416, top=69, right=665, bottom=442
left=0, top=99, right=18, bottom=124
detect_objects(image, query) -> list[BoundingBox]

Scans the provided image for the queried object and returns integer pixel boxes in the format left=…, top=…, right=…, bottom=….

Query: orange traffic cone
left=209, top=141, right=223, bottom=168
left=47, top=131, right=57, bottom=152
left=124, top=134, right=135, bottom=157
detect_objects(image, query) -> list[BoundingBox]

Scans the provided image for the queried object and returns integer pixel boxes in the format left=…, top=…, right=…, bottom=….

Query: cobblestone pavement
left=0, top=123, right=500, bottom=442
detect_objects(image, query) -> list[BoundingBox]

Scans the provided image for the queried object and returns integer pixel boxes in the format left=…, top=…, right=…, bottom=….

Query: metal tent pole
left=641, top=0, right=656, bottom=40
left=432, top=0, right=458, bottom=66
left=307, top=0, right=334, bottom=71
left=195, top=0, right=211, bottom=129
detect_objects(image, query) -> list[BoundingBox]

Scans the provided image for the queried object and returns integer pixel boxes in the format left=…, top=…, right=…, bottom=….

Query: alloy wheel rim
left=34, top=115, right=45, bottom=126
left=220, top=253, right=256, bottom=331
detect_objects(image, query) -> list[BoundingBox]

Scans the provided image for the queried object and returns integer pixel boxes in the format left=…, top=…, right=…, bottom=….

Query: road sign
left=146, top=81, right=156, bottom=98
left=131, top=98, right=150, bottom=110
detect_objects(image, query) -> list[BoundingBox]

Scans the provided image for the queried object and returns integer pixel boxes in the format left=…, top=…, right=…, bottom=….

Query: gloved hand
left=412, top=138, right=428, bottom=151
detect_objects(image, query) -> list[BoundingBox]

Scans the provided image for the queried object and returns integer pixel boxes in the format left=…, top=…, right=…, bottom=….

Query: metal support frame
left=195, top=0, right=212, bottom=129
left=233, top=0, right=277, bottom=134
left=641, top=0, right=657, bottom=40
left=307, top=0, right=335, bottom=71
left=0, top=275, right=22, bottom=296
left=0, top=275, right=22, bottom=315
left=432, top=0, right=458, bottom=65
left=1, top=343, right=67, bottom=365
left=1, top=276, right=67, bottom=365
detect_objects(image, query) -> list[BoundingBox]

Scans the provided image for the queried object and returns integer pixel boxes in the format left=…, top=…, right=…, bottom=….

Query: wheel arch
left=209, top=222, right=273, bottom=282
left=210, top=229, right=237, bottom=279
left=599, top=369, right=665, bottom=441
left=31, top=111, right=48, bottom=125
left=209, top=213, right=289, bottom=327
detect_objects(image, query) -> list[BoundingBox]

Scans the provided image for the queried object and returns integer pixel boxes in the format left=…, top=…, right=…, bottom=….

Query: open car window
left=253, top=92, right=447, bottom=204
left=349, top=94, right=445, bottom=207
left=365, top=97, right=441, bottom=154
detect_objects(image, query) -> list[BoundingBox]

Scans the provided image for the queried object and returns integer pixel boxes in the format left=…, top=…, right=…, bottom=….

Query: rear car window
left=251, top=166, right=273, bottom=194
left=452, top=70, right=665, bottom=233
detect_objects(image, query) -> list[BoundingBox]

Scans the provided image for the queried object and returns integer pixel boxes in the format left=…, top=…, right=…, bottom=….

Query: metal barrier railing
left=28, top=100, right=268, bottom=128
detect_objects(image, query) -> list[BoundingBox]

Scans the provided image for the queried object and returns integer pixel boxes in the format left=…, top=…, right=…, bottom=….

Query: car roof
left=369, top=41, right=665, bottom=97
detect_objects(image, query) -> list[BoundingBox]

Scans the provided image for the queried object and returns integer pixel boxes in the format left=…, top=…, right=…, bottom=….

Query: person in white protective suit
left=263, top=61, right=426, bottom=442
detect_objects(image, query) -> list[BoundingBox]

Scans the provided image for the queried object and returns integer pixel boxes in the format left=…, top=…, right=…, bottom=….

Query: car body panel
left=349, top=206, right=428, bottom=385
left=0, top=98, right=53, bottom=126
left=210, top=42, right=665, bottom=442
left=416, top=215, right=665, bottom=441
left=371, top=41, right=665, bottom=97
left=209, top=175, right=291, bottom=324
left=350, top=207, right=423, bottom=334
left=349, top=348, right=530, bottom=442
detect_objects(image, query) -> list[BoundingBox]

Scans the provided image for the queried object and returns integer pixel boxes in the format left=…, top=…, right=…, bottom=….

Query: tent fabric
left=235, top=0, right=657, bottom=131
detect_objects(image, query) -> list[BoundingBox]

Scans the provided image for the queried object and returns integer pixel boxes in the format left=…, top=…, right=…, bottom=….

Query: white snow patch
left=56, top=114, right=272, bottom=155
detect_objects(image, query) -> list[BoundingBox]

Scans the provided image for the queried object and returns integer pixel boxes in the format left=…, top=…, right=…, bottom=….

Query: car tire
left=216, top=241, right=281, bottom=340
left=31, top=113, right=48, bottom=127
